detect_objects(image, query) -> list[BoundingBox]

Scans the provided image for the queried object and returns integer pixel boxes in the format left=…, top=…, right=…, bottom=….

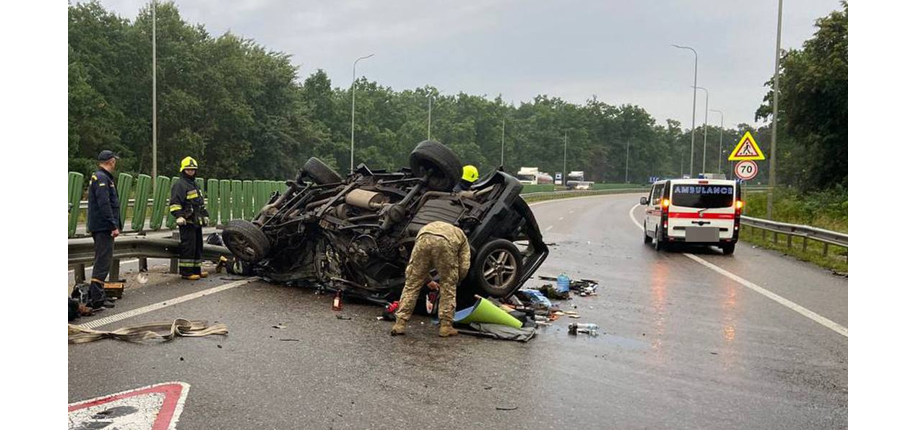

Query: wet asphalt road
left=68, top=193, right=848, bottom=430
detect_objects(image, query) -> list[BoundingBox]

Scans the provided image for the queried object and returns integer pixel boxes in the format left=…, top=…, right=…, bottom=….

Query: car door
left=644, top=183, right=663, bottom=236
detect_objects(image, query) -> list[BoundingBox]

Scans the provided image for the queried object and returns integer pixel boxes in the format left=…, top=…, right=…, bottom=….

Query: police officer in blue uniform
left=86, top=150, right=121, bottom=309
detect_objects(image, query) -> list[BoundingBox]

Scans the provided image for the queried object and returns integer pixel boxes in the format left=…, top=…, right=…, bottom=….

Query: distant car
left=222, top=141, right=549, bottom=307
left=639, top=178, right=743, bottom=254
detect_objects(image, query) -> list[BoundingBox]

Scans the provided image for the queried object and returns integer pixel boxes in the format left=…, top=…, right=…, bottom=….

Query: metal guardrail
left=741, top=216, right=848, bottom=255
left=521, top=188, right=648, bottom=199
left=68, top=232, right=233, bottom=284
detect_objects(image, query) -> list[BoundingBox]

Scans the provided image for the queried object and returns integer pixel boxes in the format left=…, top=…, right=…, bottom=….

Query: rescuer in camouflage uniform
left=391, top=221, right=471, bottom=337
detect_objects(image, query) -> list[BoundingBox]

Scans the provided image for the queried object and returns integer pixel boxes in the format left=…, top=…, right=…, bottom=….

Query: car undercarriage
left=222, top=141, right=549, bottom=307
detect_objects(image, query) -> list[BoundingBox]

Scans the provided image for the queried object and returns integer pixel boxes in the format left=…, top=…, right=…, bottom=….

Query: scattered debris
left=496, top=406, right=518, bottom=411
left=272, top=324, right=287, bottom=329
left=336, top=315, right=352, bottom=320
left=279, top=338, right=300, bottom=342
left=568, top=323, right=599, bottom=336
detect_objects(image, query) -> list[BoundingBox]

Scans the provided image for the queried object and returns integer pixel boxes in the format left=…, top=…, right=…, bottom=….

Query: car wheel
left=222, top=220, right=271, bottom=262
left=721, top=242, right=736, bottom=255
left=654, top=226, right=664, bottom=252
left=470, top=239, right=523, bottom=297
left=408, top=140, right=462, bottom=192
left=301, top=157, right=343, bottom=184
left=643, top=222, right=652, bottom=244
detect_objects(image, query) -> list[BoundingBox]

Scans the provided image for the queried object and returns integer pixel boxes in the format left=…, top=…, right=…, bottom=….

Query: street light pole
left=694, top=86, right=709, bottom=174
left=710, top=109, right=723, bottom=174
left=563, top=131, right=568, bottom=186
left=768, top=0, right=784, bottom=218
left=151, top=0, right=157, bottom=181
left=625, top=141, right=630, bottom=183
left=350, top=53, right=374, bottom=172
left=673, top=44, right=698, bottom=177
left=427, top=94, right=432, bottom=140
left=501, top=118, right=506, bottom=167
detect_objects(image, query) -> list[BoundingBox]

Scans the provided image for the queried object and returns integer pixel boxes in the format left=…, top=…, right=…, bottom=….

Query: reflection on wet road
left=69, top=193, right=847, bottom=430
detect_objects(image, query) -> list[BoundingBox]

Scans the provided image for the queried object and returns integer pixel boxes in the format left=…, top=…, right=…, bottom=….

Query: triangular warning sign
left=728, top=131, right=766, bottom=161
left=68, top=382, right=190, bottom=430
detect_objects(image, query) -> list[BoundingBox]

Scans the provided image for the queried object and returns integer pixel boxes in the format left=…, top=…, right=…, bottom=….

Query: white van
left=640, top=178, right=743, bottom=254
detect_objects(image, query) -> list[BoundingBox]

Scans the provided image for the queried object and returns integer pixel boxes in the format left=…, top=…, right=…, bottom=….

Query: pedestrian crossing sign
left=728, top=131, right=766, bottom=161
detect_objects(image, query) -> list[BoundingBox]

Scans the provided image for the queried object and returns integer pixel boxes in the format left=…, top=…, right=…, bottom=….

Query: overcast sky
left=93, top=0, right=842, bottom=129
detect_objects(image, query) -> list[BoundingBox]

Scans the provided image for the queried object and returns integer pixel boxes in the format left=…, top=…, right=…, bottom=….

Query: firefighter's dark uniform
left=86, top=165, right=121, bottom=307
left=169, top=169, right=209, bottom=277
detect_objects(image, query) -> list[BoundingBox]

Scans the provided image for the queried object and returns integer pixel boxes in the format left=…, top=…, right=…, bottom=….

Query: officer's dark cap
left=98, top=150, right=120, bottom=161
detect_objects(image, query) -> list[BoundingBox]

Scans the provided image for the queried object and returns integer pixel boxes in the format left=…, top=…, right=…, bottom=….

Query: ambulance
left=640, top=178, right=743, bottom=254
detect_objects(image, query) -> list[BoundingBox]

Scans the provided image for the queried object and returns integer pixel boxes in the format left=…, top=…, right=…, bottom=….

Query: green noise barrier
left=116, top=173, right=134, bottom=228
left=207, top=178, right=219, bottom=226
left=149, top=175, right=172, bottom=231
left=220, top=179, right=231, bottom=225
left=231, top=180, right=243, bottom=223
left=130, top=175, right=152, bottom=231
left=68, top=172, right=85, bottom=238
left=242, top=180, right=254, bottom=220
left=166, top=177, right=180, bottom=229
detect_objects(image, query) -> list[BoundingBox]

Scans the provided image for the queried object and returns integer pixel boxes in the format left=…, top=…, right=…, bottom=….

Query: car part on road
left=408, top=140, right=462, bottom=192
left=471, top=239, right=523, bottom=297
left=68, top=319, right=227, bottom=344
left=568, top=322, right=599, bottom=336
left=223, top=220, right=272, bottom=262
left=301, top=157, right=344, bottom=185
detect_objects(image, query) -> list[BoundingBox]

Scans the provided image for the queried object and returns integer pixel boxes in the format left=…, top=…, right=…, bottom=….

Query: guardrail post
left=762, top=229, right=767, bottom=242
left=773, top=232, right=778, bottom=245
left=802, top=236, right=809, bottom=252
left=170, top=231, right=180, bottom=274
left=110, top=258, right=121, bottom=281
left=74, top=263, right=86, bottom=284
left=823, top=243, right=829, bottom=257
left=786, top=233, right=793, bottom=249
left=138, top=257, right=147, bottom=272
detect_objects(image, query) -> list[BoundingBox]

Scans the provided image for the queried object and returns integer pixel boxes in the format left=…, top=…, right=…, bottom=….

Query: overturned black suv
left=223, top=141, right=549, bottom=307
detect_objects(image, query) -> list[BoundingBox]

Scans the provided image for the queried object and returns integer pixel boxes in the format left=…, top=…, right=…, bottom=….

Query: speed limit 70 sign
left=735, top=160, right=758, bottom=180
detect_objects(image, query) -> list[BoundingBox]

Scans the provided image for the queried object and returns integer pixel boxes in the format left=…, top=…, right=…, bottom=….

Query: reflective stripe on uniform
left=169, top=204, right=183, bottom=212
left=178, top=260, right=195, bottom=267
left=186, top=190, right=199, bottom=199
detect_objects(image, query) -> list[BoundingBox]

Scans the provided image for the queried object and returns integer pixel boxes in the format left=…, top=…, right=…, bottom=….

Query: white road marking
left=77, top=278, right=259, bottom=329
left=559, top=216, right=565, bottom=221
left=627, top=203, right=848, bottom=337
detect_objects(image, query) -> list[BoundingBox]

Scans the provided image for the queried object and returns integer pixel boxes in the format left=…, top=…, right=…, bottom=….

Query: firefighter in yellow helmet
left=454, top=165, right=479, bottom=192
left=169, top=157, right=210, bottom=280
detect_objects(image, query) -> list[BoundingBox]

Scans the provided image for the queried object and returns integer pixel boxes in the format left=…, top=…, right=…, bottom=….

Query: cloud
left=92, top=0, right=843, bottom=128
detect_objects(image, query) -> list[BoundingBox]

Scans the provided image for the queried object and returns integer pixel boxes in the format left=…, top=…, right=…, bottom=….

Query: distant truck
left=565, top=170, right=594, bottom=190
left=516, top=167, right=553, bottom=185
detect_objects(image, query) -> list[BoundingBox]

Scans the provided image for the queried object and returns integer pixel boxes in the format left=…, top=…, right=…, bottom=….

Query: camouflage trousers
left=395, top=234, right=459, bottom=324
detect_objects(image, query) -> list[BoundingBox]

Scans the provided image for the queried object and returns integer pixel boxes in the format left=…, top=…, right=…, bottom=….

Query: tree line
left=69, top=1, right=846, bottom=193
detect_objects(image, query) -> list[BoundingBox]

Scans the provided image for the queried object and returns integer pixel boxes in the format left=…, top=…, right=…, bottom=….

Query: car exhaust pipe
left=345, top=189, right=385, bottom=210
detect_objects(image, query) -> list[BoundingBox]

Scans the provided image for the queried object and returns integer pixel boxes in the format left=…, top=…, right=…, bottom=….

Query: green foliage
left=743, top=187, right=848, bottom=233
left=757, top=1, right=848, bottom=192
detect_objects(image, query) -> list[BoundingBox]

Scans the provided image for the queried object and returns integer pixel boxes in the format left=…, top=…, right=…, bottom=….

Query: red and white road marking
left=68, top=382, right=190, bottom=430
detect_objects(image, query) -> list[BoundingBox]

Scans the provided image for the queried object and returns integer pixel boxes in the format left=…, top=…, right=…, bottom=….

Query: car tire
left=222, top=220, right=271, bottom=262
left=643, top=222, right=652, bottom=244
left=302, top=157, right=343, bottom=184
left=469, top=239, right=523, bottom=298
left=408, top=140, right=462, bottom=192
left=721, top=242, right=736, bottom=255
left=654, top=226, right=664, bottom=252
